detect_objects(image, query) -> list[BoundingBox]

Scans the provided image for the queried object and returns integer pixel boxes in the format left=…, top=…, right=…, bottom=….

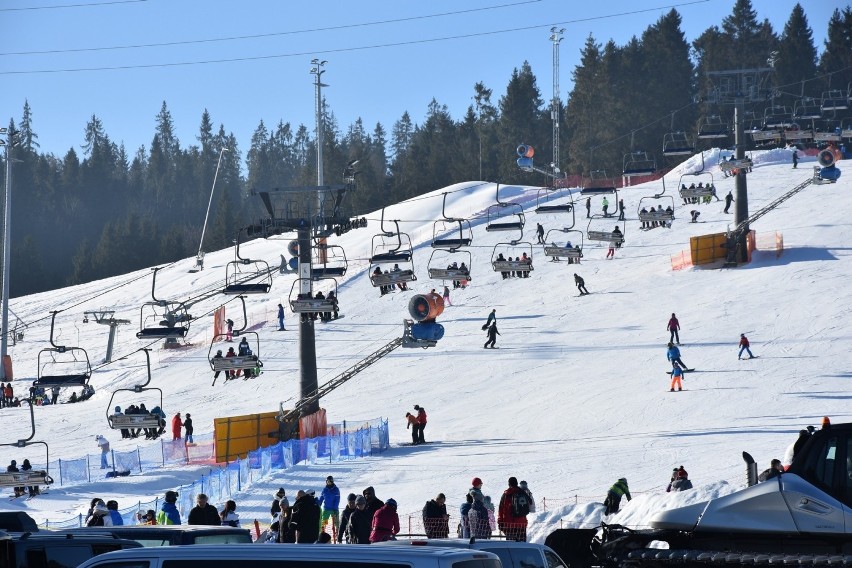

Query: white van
left=74, top=543, right=503, bottom=568
left=376, top=539, right=568, bottom=568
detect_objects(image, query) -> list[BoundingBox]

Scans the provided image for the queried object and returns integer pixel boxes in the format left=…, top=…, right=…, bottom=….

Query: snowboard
left=666, top=369, right=695, bottom=374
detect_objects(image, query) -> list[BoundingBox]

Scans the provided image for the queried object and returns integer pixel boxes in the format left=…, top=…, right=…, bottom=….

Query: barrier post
left=161, top=439, right=166, bottom=467
left=542, top=497, right=546, bottom=511
left=111, top=449, right=116, bottom=474
left=86, top=454, right=91, bottom=483
left=137, top=447, right=142, bottom=472
left=78, top=513, right=83, bottom=527
left=58, top=459, right=63, bottom=486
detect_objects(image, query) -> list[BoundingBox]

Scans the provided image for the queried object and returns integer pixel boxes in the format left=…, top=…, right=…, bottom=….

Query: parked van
left=75, top=543, right=502, bottom=568
left=376, top=539, right=568, bottom=568
left=60, top=525, right=251, bottom=546
left=0, top=529, right=142, bottom=568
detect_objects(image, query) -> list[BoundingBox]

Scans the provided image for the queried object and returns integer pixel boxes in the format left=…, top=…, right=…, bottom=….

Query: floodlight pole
left=550, top=27, right=565, bottom=175
left=311, top=59, right=328, bottom=211
left=0, top=128, right=12, bottom=378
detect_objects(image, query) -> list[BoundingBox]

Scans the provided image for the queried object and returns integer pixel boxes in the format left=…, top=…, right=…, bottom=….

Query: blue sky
left=1, top=0, right=839, bottom=163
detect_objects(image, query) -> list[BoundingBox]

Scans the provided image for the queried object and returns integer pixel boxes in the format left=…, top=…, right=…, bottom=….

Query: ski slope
left=2, top=147, right=850, bottom=543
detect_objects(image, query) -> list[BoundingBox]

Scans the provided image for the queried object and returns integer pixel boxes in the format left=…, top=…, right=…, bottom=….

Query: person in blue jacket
left=157, top=490, right=181, bottom=525
left=317, top=475, right=340, bottom=538
left=666, top=342, right=688, bottom=370
left=106, top=500, right=124, bottom=526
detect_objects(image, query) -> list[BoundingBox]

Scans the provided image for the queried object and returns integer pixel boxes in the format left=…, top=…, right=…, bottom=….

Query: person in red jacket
left=369, top=498, right=400, bottom=542
left=171, top=412, right=183, bottom=441
left=497, top=476, right=529, bottom=542
left=667, top=313, right=681, bottom=345
left=413, top=405, right=427, bottom=445
left=738, top=334, right=754, bottom=359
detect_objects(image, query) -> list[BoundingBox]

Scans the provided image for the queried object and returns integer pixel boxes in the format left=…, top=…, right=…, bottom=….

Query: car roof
left=61, top=526, right=248, bottom=533
left=81, top=543, right=500, bottom=562
left=377, top=539, right=554, bottom=551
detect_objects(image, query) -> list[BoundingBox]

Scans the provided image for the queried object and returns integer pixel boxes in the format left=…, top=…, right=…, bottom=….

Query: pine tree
left=19, top=100, right=39, bottom=153
left=497, top=61, right=545, bottom=182
left=773, top=4, right=818, bottom=105
left=818, top=7, right=852, bottom=96
left=565, top=35, right=603, bottom=176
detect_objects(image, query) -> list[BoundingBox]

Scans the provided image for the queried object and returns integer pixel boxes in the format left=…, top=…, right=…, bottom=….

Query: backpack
left=511, top=490, right=530, bottom=516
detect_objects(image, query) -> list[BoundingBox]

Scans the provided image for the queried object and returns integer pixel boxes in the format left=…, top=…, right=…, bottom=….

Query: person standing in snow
left=536, top=223, right=545, bottom=244
left=184, top=413, right=194, bottom=444
left=519, top=481, right=536, bottom=513
left=738, top=334, right=754, bottom=359
left=414, top=405, right=427, bottom=444
left=405, top=412, right=418, bottom=445
left=96, top=435, right=110, bottom=469
left=667, top=313, right=681, bottom=344
left=339, top=493, right=358, bottom=543
left=723, top=191, right=734, bottom=214
left=459, top=492, right=473, bottom=538
left=468, top=489, right=491, bottom=539
left=347, top=495, right=372, bottom=544
left=792, top=149, right=799, bottom=169
left=189, top=493, right=221, bottom=525
left=574, top=273, right=589, bottom=295
left=618, top=198, right=625, bottom=221
left=171, top=412, right=183, bottom=441
left=602, top=196, right=610, bottom=216
left=318, top=475, right=341, bottom=537
left=277, top=303, right=286, bottom=331
left=422, top=493, right=449, bottom=539
left=585, top=197, right=591, bottom=219
left=443, top=285, right=452, bottom=306
left=667, top=342, right=688, bottom=369
left=157, top=490, right=181, bottom=525
left=484, top=322, right=500, bottom=349
left=603, top=478, right=631, bottom=516
left=497, top=476, right=529, bottom=542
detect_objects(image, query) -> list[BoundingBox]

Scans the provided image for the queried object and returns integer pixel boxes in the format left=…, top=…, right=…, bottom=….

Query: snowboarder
left=277, top=304, right=286, bottom=331
left=574, top=273, right=589, bottom=295
left=792, top=149, right=799, bottom=169
left=536, top=223, right=545, bottom=244
left=585, top=197, right=591, bottom=218
left=184, top=413, right=194, bottom=444
left=690, top=210, right=700, bottom=223
left=482, top=309, right=496, bottom=330
left=738, top=333, right=754, bottom=359
left=667, top=313, right=681, bottom=344
left=666, top=342, right=688, bottom=369
left=670, top=362, right=684, bottom=392
left=603, top=478, right=631, bottom=515
left=405, top=412, right=418, bottom=445
left=414, top=405, right=427, bottom=444
left=723, top=191, right=734, bottom=214
left=171, top=412, right=183, bottom=441
left=484, top=322, right=500, bottom=349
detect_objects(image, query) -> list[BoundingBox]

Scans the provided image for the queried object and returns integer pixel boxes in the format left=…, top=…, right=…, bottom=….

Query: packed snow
left=2, top=147, right=849, bottom=544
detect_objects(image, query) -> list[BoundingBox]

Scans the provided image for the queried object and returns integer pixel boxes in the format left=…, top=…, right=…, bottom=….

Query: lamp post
left=549, top=26, right=565, bottom=176
left=0, top=128, right=12, bottom=378
left=310, top=59, right=328, bottom=195
left=191, top=146, right=228, bottom=272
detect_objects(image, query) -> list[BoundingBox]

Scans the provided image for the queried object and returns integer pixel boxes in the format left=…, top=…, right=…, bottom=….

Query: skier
left=536, top=223, right=545, bottom=244
left=574, top=273, right=589, bottom=295
left=602, top=196, right=609, bottom=216
left=405, top=412, right=418, bottom=445
left=723, top=191, right=734, bottom=214
left=667, top=342, right=689, bottom=370
left=184, top=413, right=194, bottom=444
left=667, top=313, right=681, bottom=344
left=585, top=197, right=591, bottom=219
left=484, top=322, right=500, bottom=349
left=738, top=333, right=754, bottom=359
left=603, top=478, right=631, bottom=515
left=690, top=210, right=700, bottom=223
left=277, top=303, right=286, bottom=331
left=443, top=285, right=452, bottom=306
left=482, top=309, right=496, bottom=330
left=792, top=149, right=799, bottom=169
left=670, top=361, right=684, bottom=392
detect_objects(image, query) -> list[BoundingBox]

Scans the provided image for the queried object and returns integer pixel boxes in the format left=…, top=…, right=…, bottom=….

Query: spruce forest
left=2, top=1, right=851, bottom=297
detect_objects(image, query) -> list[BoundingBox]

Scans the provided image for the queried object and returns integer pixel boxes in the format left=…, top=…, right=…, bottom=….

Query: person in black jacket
left=363, top=486, right=384, bottom=520
left=422, top=493, right=449, bottom=538
left=184, top=413, right=194, bottom=444
left=289, top=490, right=321, bottom=543
left=338, top=493, right=358, bottom=543
left=484, top=323, right=500, bottom=349
left=188, top=493, right=220, bottom=525
left=347, top=495, right=372, bottom=544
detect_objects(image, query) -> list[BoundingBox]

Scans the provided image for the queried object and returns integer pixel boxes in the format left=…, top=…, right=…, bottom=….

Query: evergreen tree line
left=2, top=1, right=850, bottom=297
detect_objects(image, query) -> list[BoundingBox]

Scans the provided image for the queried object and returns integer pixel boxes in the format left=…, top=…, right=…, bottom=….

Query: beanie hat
left=276, top=488, right=286, bottom=498
left=386, top=498, right=397, bottom=508
left=508, top=476, right=518, bottom=487
left=347, top=493, right=357, bottom=502
left=355, top=495, right=366, bottom=506
left=471, top=477, right=483, bottom=487
left=519, top=480, right=528, bottom=489
left=165, top=490, right=178, bottom=503
left=326, top=475, right=334, bottom=482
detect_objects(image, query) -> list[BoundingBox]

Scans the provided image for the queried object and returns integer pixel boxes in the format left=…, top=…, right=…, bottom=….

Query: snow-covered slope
left=3, top=147, right=849, bottom=542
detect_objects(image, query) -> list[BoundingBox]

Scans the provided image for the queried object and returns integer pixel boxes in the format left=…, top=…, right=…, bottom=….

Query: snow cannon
left=408, top=292, right=444, bottom=322
left=814, top=148, right=842, bottom=184
left=409, top=321, right=445, bottom=342
left=516, top=144, right=535, bottom=158
left=517, top=157, right=534, bottom=172
left=817, top=165, right=841, bottom=182
left=818, top=147, right=842, bottom=167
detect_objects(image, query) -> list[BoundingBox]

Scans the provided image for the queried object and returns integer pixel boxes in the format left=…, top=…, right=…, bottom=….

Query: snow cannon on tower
left=516, top=144, right=536, bottom=172
left=813, top=146, right=842, bottom=184
left=402, top=292, right=445, bottom=348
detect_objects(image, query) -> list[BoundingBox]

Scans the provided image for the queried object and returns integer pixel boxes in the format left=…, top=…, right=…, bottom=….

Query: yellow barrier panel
left=214, top=410, right=280, bottom=463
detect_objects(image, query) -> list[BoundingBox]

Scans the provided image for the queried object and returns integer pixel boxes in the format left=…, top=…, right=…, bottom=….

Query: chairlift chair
left=222, top=229, right=272, bottom=295
left=431, top=193, right=473, bottom=249
left=485, top=184, right=525, bottom=236
left=841, top=119, right=852, bottom=140
left=793, top=97, right=822, bottom=121
left=137, top=267, right=192, bottom=339
left=542, top=228, right=583, bottom=261
left=310, top=243, right=348, bottom=279
left=369, top=216, right=416, bottom=288
left=491, top=241, right=534, bottom=275
left=106, top=348, right=165, bottom=432
left=34, top=311, right=92, bottom=388
left=289, top=277, right=338, bottom=314
left=821, top=90, right=848, bottom=113
left=622, top=151, right=656, bottom=177
left=763, top=106, right=793, bottom=129
left=208, top=331, right=263, bottom=384
left=426, top=249, right=472, bottom=281
left=637, top=177, right=675, bottom=226
left=697, top=115, right=730, bottom=139
left=0, top=400, right=53, bottom=489
left=812, top=120, right=842, bottom=143
left=662, top=132, right=695, bottom=157
left=534, top=188, right=574, bottom=214
left=783, top=123, right=813, bottom=143
left=678, top=171, right=717, bottom=202
left=580, top=170, right=617, bottom=195
left=587, top=214, right=626, bottom=245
